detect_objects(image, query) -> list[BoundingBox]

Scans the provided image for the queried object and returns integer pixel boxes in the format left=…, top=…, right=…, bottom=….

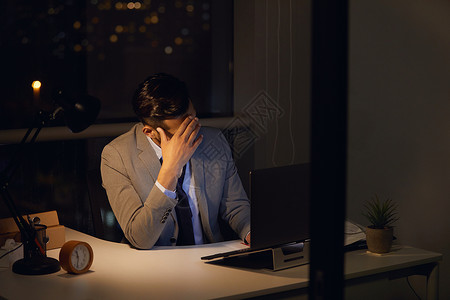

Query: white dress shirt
left=146, top=136, right=204, bottom=245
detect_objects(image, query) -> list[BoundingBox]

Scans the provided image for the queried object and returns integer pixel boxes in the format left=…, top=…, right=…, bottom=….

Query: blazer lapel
left=135, top=123, right=160, bottom=182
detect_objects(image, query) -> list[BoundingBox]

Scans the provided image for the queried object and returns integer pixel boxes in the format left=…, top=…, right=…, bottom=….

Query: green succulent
left=362, top=195, right=399, bottom=229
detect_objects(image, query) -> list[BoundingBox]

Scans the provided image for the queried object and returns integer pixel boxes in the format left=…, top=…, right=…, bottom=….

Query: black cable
left=406, top=276, right=421, bottom=300
left=0, top=243, right=23, bottom=260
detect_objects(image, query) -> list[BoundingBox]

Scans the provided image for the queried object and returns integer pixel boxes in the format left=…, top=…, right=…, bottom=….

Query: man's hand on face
left=156, top=115, right=203, bottom=191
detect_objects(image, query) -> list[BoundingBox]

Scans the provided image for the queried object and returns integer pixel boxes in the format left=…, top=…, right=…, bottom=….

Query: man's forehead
left=161, top=114, right=188, bottom=132
left=159, top=101, right=195, bottom=131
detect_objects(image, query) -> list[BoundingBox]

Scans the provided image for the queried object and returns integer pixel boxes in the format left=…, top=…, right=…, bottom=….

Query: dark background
left=0, top=0, right=232, bottom=130
left=0, top=0, right=234, bottom=238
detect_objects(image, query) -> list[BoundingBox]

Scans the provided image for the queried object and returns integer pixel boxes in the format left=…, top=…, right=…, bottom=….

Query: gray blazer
left=100, top=123, right=250, bottom=249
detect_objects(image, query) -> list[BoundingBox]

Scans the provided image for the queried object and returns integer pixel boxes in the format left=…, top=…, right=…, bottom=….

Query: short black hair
left=132, top=73, right=190, bottom=127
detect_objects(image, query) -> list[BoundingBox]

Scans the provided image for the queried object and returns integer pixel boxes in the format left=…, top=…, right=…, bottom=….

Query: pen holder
left=34, top=224, right=49, bottom=255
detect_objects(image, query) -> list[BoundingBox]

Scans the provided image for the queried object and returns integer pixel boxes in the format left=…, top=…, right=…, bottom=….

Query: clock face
left=70, top=244, right=91, bottom=271
left=60, top=240, right=94, bottom=274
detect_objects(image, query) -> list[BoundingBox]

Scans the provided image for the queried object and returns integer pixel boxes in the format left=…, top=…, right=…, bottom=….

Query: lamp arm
left=1, top=110, right=51, bottom=184
left=0, top=110, right=53, bottom=256
left=0, top=94, right=99, bottom=274
left=0, top=189, right=33, bottom=245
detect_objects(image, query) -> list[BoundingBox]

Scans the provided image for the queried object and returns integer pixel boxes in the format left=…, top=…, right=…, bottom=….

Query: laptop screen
left=249, top=163, right=310, bottom=249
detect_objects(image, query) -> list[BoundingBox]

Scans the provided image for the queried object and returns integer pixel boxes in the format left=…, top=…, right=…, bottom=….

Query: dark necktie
left=160, top=158, right=195, bottom=245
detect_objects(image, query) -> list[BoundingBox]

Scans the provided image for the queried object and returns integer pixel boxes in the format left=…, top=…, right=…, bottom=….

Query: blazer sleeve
left=100, top=144, right=178, bottom=249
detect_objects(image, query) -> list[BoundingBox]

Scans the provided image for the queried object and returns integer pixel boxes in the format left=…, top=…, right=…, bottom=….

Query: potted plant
left=362, top=195, right=399, bottom=254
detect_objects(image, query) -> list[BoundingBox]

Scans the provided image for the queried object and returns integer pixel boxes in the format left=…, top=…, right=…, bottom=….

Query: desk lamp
left=0, top=91, right=100, bottom=275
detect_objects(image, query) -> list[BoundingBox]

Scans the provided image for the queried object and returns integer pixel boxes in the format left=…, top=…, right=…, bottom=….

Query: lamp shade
left=54, top=91, right=101, bottom=133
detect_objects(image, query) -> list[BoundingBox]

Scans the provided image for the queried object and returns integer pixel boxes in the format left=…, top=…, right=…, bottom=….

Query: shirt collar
left=146, top=136, right=162, bottom=160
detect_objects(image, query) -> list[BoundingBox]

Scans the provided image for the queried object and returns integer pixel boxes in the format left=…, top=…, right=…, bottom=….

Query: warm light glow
left=174, top=37, right=183, bottom=45
left=73, top=21, right=81, bottom=30
left=115, top=2, right=123, bottom=10
left=139, top=25, right=147, bottom=33
left=134, top=2, right=142, bottom=9
left=175, top=1, right=183, bottom=9
left=110, top=34, right=118, bottom=43
left=32, top=81, right=41, bottom=89
left=150, top=16, right=159, bottom=24
left=127, top=2, right=135, bottom=9
left=186, top=4, right=194, bottom=13
left=115, top=25, right=124, bottom=33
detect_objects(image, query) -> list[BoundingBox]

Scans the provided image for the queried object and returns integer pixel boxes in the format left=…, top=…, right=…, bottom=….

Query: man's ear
left=142, top=125, right=157, bottom=138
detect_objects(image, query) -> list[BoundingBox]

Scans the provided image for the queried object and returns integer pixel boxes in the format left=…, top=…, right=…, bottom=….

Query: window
left=0, top=0, right=233, bottom=130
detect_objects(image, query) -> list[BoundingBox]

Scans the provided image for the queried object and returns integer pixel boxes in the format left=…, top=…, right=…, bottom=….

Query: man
left=101, top=73, right=250, bottom=249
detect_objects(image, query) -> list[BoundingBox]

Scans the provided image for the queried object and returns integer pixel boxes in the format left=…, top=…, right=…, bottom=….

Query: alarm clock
left=59, top=240, right=94, bottom=274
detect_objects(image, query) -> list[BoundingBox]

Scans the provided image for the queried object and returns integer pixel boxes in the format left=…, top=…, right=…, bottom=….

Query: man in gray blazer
left=101, top=73, right=250, bottom=249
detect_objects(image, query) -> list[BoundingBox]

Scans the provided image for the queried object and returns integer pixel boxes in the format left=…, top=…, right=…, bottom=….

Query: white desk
left=0, top=228, right=442, bottom=300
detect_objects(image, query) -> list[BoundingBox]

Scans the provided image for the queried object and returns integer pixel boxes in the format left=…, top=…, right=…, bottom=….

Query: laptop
left=201, top=163, right=310, bottom=261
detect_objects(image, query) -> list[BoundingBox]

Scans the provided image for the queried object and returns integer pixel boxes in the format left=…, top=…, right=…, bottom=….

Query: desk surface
left=0, top=228, right=442, bottom=300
